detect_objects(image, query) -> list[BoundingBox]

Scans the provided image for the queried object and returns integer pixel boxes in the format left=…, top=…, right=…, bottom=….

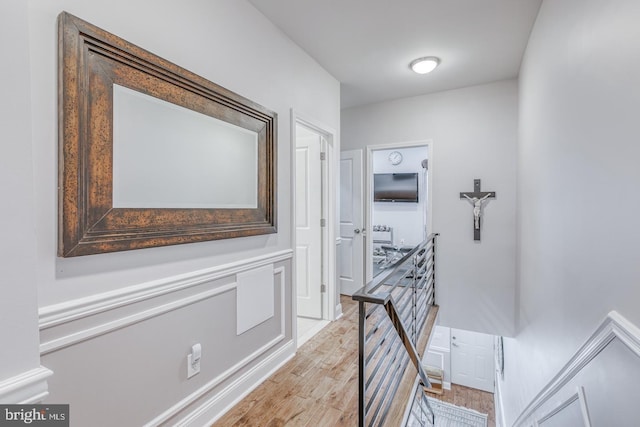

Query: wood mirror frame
left=58, top=12, right=277, bottom=257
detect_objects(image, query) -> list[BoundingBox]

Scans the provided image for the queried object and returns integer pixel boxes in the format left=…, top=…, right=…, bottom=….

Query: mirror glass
left=112, top=84, right=258, bottom=209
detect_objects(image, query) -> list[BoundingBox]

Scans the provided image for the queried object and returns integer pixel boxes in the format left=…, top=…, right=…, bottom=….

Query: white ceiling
left=248, top=0, right=542, bottom=109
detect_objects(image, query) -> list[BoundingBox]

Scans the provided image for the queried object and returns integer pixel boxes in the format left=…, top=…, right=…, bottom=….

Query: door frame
left=291, top=110, right=339, bottom=337
left=364, top=140, right=433, bottom=283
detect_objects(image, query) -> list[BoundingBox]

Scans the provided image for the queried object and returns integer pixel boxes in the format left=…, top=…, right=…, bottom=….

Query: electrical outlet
left=187, top=343, right=201, bottom=379
left=187, top=354, right=200, bottom=378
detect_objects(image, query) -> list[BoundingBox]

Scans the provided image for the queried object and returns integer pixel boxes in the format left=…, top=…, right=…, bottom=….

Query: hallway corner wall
left=0, top=0, right=48, bottom=403
left=501, top=0, right=640, bottom=423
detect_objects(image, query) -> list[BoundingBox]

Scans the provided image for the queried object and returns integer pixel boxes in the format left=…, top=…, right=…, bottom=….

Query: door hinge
left=321, top=284, right=326, bottom=293
left=320, top=152, right=326, bottom=161
left=320, top=218, right=326, bottom=227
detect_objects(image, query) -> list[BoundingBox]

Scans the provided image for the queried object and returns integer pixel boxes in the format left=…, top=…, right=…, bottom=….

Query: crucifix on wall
left=460, top=179, right=496, bottom=241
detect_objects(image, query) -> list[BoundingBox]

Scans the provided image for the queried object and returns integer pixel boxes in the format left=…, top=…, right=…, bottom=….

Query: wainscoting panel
left=236, top=264, right=275, bottom=335
left=39, top=250, right=291, bottom=354
left=39, top=250, right=291, bottom=330
left=39, top=251, right=292, bottom=427
left=534, top=387, right=591, bottom=427
left=513, top=311, right=640, bottom=427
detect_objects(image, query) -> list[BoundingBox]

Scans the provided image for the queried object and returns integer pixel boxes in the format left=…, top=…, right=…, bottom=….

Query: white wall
left=30, top=0, right=338, bottom=305
left=0, top=0, right=45, bottom=399
left=18, top=0, right=339, bottom=424
left=500, top=313, right=640, bottom=427
left=500, top=0, right=640, bottom=423
left=342, top=80, right=518, bottom=337
left=372, top=146, right=428, bottom=247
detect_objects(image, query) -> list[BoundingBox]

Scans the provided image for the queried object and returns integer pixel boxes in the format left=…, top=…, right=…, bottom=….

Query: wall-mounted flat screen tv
left=374, top=173, right=419, bottom=203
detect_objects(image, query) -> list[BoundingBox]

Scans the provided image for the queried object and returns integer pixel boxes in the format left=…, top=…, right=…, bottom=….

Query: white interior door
left=451, top=328, right=495, bottom=392
left=339, top=150, right=364, bottom=295
left=295, top=127, right=322, bottom=319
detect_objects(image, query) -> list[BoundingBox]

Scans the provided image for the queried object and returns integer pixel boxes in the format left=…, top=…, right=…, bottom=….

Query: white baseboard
left=334, top=303, right=343, bottom=320
left=297, top=320, right=330, bottom=348
left=0, top=366, right=53, bottom=404
left=170, top=340, right=296, bottom=427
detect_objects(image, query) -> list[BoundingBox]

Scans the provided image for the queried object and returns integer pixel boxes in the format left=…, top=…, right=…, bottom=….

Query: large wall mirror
left=58, top=12, right=277, bottom=257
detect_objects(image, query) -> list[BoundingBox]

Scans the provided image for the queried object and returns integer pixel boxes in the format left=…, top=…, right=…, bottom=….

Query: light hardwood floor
left=213, top=296, right=494, bottom=426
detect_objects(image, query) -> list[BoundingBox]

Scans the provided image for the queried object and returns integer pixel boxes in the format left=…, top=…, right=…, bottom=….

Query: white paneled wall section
left=40, top=253, right=292, bottom=426
left=12, top=0, right=341, bottom=424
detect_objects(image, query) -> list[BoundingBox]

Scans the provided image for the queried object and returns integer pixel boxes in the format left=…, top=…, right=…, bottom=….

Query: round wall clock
left=388, top=151, right=403, bottom=165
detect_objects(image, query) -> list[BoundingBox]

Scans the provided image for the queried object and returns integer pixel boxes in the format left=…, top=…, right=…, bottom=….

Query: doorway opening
left=365, top=142, right=432, bottom=283
left=293, top=114, right=337, bottom=347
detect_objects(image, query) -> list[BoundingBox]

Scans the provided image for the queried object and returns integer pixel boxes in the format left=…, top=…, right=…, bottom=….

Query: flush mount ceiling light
left=410, top=57, right=440, bottom=74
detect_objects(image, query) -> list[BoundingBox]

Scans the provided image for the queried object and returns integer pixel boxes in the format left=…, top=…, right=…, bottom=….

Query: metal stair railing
left=352, top=233, right=439, bottom=427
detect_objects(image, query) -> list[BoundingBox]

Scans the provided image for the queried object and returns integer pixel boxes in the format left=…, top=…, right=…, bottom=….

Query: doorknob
left=452, top=342, right=459, bottom=347
left=354, top=229, right=361, bottom=234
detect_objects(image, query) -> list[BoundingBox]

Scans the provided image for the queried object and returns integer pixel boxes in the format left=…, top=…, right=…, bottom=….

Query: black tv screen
left=374, top=173, right=419, bottom=203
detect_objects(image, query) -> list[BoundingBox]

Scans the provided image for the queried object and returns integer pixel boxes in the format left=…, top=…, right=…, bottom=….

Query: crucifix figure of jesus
left=459, top=179, right=496, bottom=241
left=463, top=193, right=492, bottom=230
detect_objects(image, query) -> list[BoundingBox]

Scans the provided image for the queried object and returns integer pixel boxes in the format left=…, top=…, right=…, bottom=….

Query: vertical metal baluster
left=429, top=235, right=438, bottom=426
left=432, top=234, right=438, bottom=426
left=432, top=234, right=438, bottom=304
left=412, top=255, right=418, bottom=345
left=358, top=301, right=366, bottom=427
